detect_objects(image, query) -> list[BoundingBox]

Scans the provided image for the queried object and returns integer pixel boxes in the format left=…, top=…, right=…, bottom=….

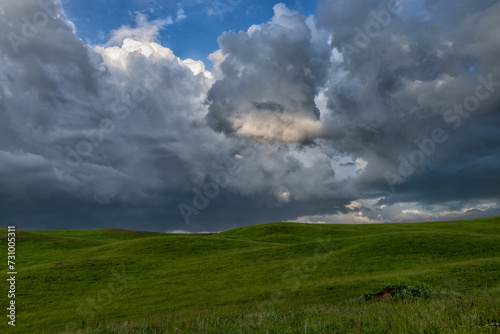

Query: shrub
left=357, top=282, right=432, bottom=303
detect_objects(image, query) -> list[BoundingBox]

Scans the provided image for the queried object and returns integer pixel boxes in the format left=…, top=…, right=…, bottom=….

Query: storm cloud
left=0, top=0, right=499, bottom=231
left=205, top=4, right=331, bottom=143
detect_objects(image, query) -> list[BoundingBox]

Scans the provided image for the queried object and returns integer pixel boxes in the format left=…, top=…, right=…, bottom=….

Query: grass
left=0, top=216, right=499, bottom=333
left=56, top=289, right=500, bottom=333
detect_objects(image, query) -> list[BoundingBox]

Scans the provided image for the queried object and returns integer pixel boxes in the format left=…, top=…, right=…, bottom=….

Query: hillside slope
left=1, top=216, right=499, bottom=333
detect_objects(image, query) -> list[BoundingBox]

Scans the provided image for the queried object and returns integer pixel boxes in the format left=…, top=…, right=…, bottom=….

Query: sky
left=0, top=0, right=499, bottom=232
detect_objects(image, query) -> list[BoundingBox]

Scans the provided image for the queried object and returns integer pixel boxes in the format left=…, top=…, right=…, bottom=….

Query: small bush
left=357, top=283, right=432, bottom=302
left=387, top=283, right=432, bottom=300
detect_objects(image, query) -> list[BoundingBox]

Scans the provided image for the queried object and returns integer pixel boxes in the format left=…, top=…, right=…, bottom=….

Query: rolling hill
left=1, top=216, right=500, bottom=333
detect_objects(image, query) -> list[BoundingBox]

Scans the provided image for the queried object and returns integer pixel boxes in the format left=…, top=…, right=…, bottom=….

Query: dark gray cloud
left=0, top=0, right=499, bottom=231
left=316, top=0, right=500, bottom=209
left=205, top=4, right=331, bottom=143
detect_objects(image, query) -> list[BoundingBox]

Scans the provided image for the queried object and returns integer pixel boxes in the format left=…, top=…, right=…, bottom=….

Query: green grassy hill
left=1, top=217, right=500, bottom=333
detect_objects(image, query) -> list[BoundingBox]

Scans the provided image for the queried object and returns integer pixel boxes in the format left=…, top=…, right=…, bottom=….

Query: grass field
left=1, top=216, right=500, bottom=333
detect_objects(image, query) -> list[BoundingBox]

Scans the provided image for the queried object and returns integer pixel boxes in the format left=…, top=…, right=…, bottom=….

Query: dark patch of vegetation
left=357, top=282, right=433, bottom=302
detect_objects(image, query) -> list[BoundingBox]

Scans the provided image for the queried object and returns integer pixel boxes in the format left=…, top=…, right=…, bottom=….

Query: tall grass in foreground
left=71, top=286, right=500, bottom=334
